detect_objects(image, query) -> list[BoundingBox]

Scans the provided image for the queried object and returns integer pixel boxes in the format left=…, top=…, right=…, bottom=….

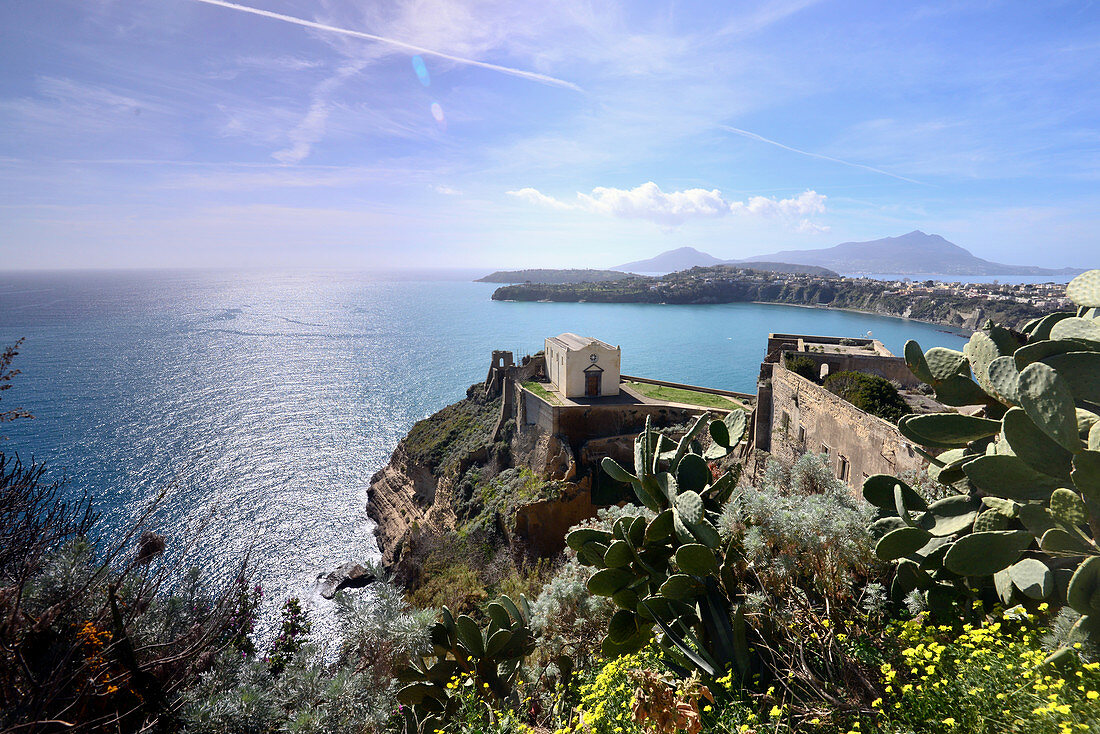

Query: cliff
left=367, top=384, right=501, bottom=566
left=367, top=380, right=605, bottom=569
left=367, top=372, right=728, bottom=576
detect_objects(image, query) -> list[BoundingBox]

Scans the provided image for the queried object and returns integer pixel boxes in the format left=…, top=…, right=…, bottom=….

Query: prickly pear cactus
left=397, top=594, right=535, bottom=734
left=567, top=410, right=753, bottom=680
left=873, top=269, right=1100, bottom=660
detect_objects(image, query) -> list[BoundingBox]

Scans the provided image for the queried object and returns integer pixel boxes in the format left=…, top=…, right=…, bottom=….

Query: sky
left=0, top=0, right=1098, bottom=271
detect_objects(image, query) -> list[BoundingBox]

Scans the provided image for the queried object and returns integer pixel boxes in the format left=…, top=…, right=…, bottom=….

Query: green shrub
left=784, top=354, right=820, bottom=382
left=824, top=370, right=911, bottom=422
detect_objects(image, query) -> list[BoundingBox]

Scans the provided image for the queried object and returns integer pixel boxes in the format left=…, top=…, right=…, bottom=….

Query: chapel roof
left=547, top=333, right=618, bottom=352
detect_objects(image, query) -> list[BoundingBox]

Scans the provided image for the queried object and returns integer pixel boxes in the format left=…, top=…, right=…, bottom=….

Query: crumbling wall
left=767, top=365, right=925, bottom=488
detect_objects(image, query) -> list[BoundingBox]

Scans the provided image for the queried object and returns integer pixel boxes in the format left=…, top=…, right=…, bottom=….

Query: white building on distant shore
left=545, top=333, right=621, bottom=398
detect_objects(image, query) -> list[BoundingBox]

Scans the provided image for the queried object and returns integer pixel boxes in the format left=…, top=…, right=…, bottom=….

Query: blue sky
left=1, top=0, right=1097, bottom=270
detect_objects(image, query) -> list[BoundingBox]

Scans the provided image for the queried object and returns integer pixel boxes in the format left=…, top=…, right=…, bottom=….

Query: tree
left=1, top=338, right=32, bottom=434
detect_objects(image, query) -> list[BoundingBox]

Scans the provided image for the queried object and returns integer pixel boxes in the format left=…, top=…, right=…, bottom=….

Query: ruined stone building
left=753, top=333, right=940, bottom=487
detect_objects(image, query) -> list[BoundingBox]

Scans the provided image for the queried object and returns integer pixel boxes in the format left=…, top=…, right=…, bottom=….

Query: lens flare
left=430, top=102, right=446, bottom=129
left=411, top=55, right=430, bottom=86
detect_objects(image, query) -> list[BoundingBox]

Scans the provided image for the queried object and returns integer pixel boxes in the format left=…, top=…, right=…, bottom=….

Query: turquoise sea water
left=0, top=269, right=967, bottom=634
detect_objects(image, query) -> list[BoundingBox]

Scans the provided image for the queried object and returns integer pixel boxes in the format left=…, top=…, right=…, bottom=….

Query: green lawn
left=522, top=381, right=562, bottom=405
left=625, top=380, right=745, bottom=410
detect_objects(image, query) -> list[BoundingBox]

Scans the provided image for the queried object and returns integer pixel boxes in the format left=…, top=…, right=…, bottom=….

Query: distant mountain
left=613, top=247, right=724, bottom=272
left=475, top=268, right=640, bottom=284
left=614, top=247, right=839, bottom=277
left=740, top=231, right=1082, bottom=276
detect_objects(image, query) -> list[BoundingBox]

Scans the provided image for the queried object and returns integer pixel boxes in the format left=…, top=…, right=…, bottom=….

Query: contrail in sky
left=188, top=0, right=583, bottom=92
left=721, top=126, right=925, bottom=185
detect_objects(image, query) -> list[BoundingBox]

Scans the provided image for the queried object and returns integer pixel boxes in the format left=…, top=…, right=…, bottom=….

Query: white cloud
left=578, top=182, right=729, bottom=225
left=507, top=187, right=576, bottom=211
left=433, top=184, right=462, bottom=195
left=507, top=182, right=828, bottom=229
left=729, top=189, right=826, bottom=217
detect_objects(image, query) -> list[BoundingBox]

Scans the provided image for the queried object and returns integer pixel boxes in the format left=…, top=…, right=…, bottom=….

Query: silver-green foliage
left=181, top=579, right=434, bottom=734
left=718, top=453, right=875, bottom=610
left=874, top=268, right=1100, bottom=661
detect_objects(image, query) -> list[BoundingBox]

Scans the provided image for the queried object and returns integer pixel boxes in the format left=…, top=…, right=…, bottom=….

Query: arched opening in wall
left=819, top=363, right=830, bottom=380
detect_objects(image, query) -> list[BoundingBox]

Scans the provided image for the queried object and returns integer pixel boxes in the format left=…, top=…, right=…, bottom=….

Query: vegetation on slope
left=402, top=384, right=501, bottom=474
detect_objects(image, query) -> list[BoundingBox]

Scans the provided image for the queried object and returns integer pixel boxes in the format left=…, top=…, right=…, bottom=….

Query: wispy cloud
left=721, top=126, right=926, bottom=185
left=719, top=0, right=826, bottom=38
left=188, top=0, right=583, bottom=92
left=273, top=60, right=365, bottom=164
left=508, top=181, right=827, bottom=230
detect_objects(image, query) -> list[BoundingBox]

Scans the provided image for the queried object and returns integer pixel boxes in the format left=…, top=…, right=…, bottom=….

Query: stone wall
left=783, top=351, right=922, bottom=387
left=516, top=383, right=711, bottom=453
left=767, top=364, right=925, bottom=487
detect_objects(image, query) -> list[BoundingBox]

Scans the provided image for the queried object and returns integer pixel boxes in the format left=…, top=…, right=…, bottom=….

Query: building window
left=821, top=442, right=831, bottom=458
left=779, top=411, right=790, bottom=434
left=797, top=425, right=806, bottom=444
left=838, top=455, right=850, bottom=482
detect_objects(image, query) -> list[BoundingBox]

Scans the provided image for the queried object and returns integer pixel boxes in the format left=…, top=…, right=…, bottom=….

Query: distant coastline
left=489, top=265, right=1057, bottom=331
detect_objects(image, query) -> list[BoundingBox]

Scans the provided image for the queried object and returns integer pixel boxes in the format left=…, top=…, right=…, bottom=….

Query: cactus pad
left=674, top=490, right=704, bottom=525
left=924, top=495, right=980, bottom=536
left=863, top=474, right=928, bottom=511
left=1050, top=317, right=1100, bottom=343
left=587, top=568, right=634, bottom=596
left=1049, top=487, right=1088, bottom=528
left=676, top=544, right=720, bottom=576
left=1002, top=407, right=1073, bottom=479
left=1066, top=269, right=1100, bottom=308
left=905, top=340, right=934, bottom=384
left=902, top=413, right=1002, bottom=446
left=567, top=528, right=612, bottom=552
left=676, top=454, right=711, bottom=494
left=943, top=530, right=1032, bottom=576
left=1067, top=556, right=1100, bottom=615
left=986, top=355, right=1021, bottom=405
left=602, top=456, right=637, bottom=483
left=1042, top=351, right=1100, bottom=403
left=963, top=455, right=1062, bottom=500
left=659, top=574, right=705, bottom=601
left=1008, top=558, right=1053, bottom=600
left=1071, top=450, right=1100, bottom=502
left=1018, top=362, right=1081, bottom=452
left=929, top=375, right=990, bottom=407
left=925, top=347, right=968, bottom=381
left=875, top=526, right=933, bottom=561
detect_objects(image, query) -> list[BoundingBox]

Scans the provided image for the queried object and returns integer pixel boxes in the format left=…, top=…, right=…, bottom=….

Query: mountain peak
left=741, top=231, right=1078, bottom=276
left=613, top=246, right=724, bottom=273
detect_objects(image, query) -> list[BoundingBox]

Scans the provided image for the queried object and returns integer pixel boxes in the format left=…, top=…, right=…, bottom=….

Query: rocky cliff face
left=367, top=384, right=501, bottom=567
left=367, top=379, right=716, bottom=573
left=367, top=444, right=455, bottom=567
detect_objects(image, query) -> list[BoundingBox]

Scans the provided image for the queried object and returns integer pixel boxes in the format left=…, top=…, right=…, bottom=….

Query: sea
left=0, top=268, right=969, bottom=637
